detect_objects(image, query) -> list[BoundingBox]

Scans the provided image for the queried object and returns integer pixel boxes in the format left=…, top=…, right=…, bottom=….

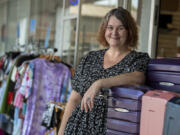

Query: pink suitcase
left=140, top=90, right=177, bottom=135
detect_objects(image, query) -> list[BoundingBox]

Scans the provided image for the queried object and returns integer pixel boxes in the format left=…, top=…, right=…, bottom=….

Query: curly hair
left=97, top=7, right=138, bottom=49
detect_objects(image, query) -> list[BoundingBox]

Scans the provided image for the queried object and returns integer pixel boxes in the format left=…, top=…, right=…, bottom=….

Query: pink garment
left=14, top=91, right=23, bottom=108
left=18, top=65, right=33, bottom=98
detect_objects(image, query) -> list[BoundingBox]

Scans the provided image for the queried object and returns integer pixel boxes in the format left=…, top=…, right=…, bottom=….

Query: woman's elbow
left=133, top=72, right=146, bottom=85
left=68, top=90, right=82, bottom=105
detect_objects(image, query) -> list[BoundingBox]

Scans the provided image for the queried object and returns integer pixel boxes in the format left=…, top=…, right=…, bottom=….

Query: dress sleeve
left=130, top=52, right=150, bottom=72
left=71, top=54, right=89, bottom=95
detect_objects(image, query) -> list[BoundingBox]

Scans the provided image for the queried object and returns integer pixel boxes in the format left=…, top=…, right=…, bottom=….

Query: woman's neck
left=106, top=47, right=131, bottom=58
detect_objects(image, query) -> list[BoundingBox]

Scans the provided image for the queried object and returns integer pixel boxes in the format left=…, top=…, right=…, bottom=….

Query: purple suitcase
left=107, top=108, right=140, bottom=123
left=110, top=87, right=146, bottom=100
left=147, top=58, right=180, bottom=92
left=106, top=129, right=137, bottom=135
left=106, top=118, right=139, bottom=134
left=108, top=97, right=141, bottom=111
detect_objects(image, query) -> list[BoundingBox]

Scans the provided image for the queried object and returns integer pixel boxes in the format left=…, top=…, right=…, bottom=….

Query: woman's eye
left=118, top=27, right=125, bottom=31
left=107, top=26, right=113, bottom=31
left=106, top=26, right=125, bottom=32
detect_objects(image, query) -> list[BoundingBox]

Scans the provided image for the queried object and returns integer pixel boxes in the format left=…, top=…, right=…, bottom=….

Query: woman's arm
left=99, top=71, right=145, bottom=89
left=81, top=71, right=145, bottom=112
left=58, top=90, right=82, bottom=135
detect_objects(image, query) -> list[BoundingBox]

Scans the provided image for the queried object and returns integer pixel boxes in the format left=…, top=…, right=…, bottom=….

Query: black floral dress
left=64, top=49, right=150, bottom=135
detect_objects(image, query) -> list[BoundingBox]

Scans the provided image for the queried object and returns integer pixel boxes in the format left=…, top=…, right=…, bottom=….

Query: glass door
left=58, top=0, right=119, bottom=67
left=76, top=0, right=117, bottom=65
left=56, top=0, right=80, bottom=67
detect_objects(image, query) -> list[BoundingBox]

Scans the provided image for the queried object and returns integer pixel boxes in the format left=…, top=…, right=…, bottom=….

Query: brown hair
left=97, top=7, right=138, bottom=49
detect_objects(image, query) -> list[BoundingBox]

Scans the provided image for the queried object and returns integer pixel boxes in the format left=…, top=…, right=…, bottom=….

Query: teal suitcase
left=163, top=97, right=180, bottom=135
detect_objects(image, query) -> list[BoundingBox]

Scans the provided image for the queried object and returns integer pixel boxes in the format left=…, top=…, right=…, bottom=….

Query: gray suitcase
left=163, top=97, right=180, bottom=135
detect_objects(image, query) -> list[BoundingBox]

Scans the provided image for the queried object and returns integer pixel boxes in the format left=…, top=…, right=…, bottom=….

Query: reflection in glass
left=0, top=3, right=7, bottom=55
left=77, top=0, right=117, bottom=63
left=64, top=0, right=79, bottom=16
left=130, top=0, right=138, bottom=21
left=6, top=0, right=18, bottom=52
left=30, top=0, right=58, bottom=49
left=61, top=19, right=76, bottom=64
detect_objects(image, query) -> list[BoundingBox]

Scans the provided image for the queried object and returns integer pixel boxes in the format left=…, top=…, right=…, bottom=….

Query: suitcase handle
left=153, top=93, right=160, bottom=96
left=114, top=108, right=129, bottom=112
left=174, top=99, right=180, bottom=104
left=148, top=109, right=155, bottom=112
left=159, top=82, right=174, bottom=86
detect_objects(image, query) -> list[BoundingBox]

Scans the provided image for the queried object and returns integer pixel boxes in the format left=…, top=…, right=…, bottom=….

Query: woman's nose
left=112, top=28, right=119, bottom=35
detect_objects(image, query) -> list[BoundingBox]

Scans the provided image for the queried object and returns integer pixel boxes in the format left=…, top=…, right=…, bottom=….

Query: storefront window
left=30, top=0, right=58, bottom=50
left=76, top=0, right=117, bottom=64
left=0, top=3, right=7, bottom=55
left=65, top=0, right=79, bottom=16
left=61, top=19, right=76, bottom=64
left=0, top=0, right=129, bottom=67
left=130, top=0, right=138, bottom=21
left=6, top=0, right=18, bottom=52
left=5, top=0, right=31, bottom=52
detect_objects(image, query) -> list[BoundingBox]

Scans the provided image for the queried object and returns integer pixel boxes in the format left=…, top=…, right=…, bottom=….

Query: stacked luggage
left=163, top=96, right=180, bottom=135
left=146, top=58, right=180, bottom=93
left=140, top=58, right=180, bottom=135
left=106, top=86, right=149, bottom=135
left=140, top=90, right=179, bottom=135
left=106, top=58, right=180, bottom=135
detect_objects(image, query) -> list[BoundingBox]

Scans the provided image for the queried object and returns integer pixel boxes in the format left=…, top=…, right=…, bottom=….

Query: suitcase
left=163, top=97, right=180, bottom=135
left=147, top=58, right=180, bottom=92
left=107, top=118, right=139, bottom=134
left=108, top=97, right=141, bottom=111
left=140, top=90, right=177, bottom=135
left=110, top=87, right=146, bottom=100
left=106, top=129, right=137, bottom=135
left=107, top=108, right=140, bottom=123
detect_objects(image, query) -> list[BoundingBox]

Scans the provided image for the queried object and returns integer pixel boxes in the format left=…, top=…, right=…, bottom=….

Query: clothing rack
left=0, top=51, right=73, bottom=135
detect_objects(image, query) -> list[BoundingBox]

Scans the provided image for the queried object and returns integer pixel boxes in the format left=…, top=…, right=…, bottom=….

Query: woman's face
left=105, top=16, right=127, bottom=48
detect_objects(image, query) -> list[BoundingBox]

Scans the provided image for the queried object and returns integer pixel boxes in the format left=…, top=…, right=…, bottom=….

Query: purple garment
left=22, top=58, right=71, bottom=135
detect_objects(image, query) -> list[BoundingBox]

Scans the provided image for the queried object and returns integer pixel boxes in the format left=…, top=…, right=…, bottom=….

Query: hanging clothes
left=0, top=54, right=38, bottom=114
left=21, top=58, right=72, bottom=135
left=0, top=54, right=38, bottom=135
left=0, top=53, right=72, bottom=135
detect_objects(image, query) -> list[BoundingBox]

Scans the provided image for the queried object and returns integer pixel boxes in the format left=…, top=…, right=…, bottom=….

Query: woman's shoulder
left=79, top=49, right=106, bottom=64
left=84, top=49, right=107, bottom=59
left=131, top=50, right=150, bottom=59
left=88, top=49, right=106, bottom=55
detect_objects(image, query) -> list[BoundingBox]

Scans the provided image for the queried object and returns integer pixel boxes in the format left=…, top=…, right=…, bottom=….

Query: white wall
left=139, top=0, right=160, bottom=58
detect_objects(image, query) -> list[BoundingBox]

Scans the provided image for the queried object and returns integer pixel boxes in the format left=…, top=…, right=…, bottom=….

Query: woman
left=58, top=7, right=150, bottom=135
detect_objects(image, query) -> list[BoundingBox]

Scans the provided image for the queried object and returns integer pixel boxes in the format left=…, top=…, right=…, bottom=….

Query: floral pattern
left=64, top=49, right=150, bottom=135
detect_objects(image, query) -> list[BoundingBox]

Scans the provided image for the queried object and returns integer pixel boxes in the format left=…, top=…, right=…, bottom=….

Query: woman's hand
left=81, top=79, right=102, bottom=112
left=58, top=130, right=64, bottom=135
